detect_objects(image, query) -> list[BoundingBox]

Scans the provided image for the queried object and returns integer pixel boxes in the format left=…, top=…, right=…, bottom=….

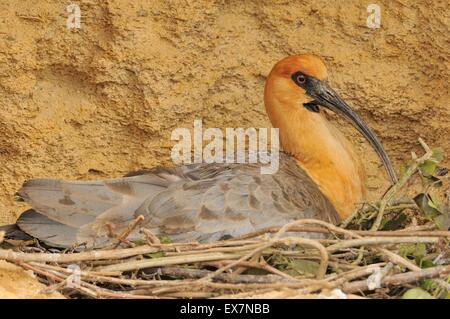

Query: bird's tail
left=0, top=221, right=34, bottom=241
left=13, top=174, right=168, bottom=248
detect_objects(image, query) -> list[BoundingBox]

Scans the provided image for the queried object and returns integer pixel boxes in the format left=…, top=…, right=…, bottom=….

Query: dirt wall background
left=0, top=0, right=448, bottom=224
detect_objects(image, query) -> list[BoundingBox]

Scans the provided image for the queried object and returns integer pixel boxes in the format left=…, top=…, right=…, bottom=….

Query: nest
left=0, top=139, right=449, bottom=299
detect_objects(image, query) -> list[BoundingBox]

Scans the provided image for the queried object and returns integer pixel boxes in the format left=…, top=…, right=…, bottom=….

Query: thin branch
left=342, top=264, right=450, bottom=293
left=97, top=252, right=243, bottom=272
left=371, top=138, right=433, bottom=231
left=326, top=237, right=439, bottom=253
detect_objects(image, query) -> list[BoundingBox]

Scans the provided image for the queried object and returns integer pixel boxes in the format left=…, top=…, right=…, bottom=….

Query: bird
left=2, top=54, right=397, bottom=249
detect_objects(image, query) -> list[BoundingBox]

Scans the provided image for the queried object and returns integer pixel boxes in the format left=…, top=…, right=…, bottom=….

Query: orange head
left=264, top=54, right=397, bottom=185
left=268, top=54, right=328, bottom=81
left=264, top=55, right=327, bottom=109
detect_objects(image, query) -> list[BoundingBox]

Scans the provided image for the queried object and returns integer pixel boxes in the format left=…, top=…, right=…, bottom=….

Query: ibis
left=4, top=54, right=396, bottom=248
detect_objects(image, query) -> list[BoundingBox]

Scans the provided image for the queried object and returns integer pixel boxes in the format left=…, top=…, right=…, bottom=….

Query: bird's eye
left=297, top=74, right=306, bottom=84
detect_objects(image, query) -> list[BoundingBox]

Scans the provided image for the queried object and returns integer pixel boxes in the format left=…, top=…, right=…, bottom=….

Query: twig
left=371, top=138, right=432, bottom=231
left=199, top=236, right=329, bottom=282
left=97, top=252, right=243, bottom=272
left=112, top=215, right=145, bottom=248
left=353, top=230, right=450, bottom=237
left=140, top=228, right=161, bottom=245
left=340, top=208, right=363, bottom=229
left=157, top=267, right=286, bottom=284
left=326, top=237, right=439, bottom=253
left=342, top=264, right=450, bottom=293
left=19, top=262, right=164, bottom=299
left=0, top=245, right=161, bottom=263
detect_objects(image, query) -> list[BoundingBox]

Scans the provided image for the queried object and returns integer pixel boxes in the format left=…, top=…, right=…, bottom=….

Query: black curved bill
left=303, top=76, right=398, bottom=184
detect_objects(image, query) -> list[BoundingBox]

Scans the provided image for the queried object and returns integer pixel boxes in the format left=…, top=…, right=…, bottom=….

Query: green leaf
left=159, top=236, right=172, bottom=244
left=381, top=213, right=407, bottom=230
left=288, top=259, right=320, bottom=276
left=131, top=240, right=147, bottom=246
left=403, top=288, right=435, bottom=299
left=419, top=160, right=437, bottom=177
left=399, top=243, right=426, bottom=260
left=420, top=259, right=435, bottom=268
left=431, top=147, right=444, bottom=162
left=415, top=193, right=450, bottom=230
left=434, top=214, right=450, bottom=230
left=144, top=251, right=165, bottom=258
left=414, top=193, right=441, bottom=218
left=420, top=279, right=438, bottom=290
left=427, top=195, right=441, bottom=211
left=420, top=175, right=443, bottom=188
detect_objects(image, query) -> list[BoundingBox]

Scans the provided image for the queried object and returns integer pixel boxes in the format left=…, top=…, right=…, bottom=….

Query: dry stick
left=1, top=241, right=248, bottom=263
left=21, top=262, right=164, bottom=299
left=2, top=220, right=442, bottom=264
left=112, top=215, right=145, bottom=248
left=371, top=138, right=433, bottom=231
left=17, top=262, right=99, bottom=298
left=345, top=139, right=432, bottom=266
left=38, top=262, right=311, bottom=289
left=0, top=240, right=263, bottom=266
left=152, top=239, right=258, bottom=249
left=323, top=222, right=425, bottom=271
left=29, top=262, right=121, bottom=278
left=205, top=258, right=298, bottom=281
left=354, top=230, right=450, bottom=237
left=148, top=278, right=334, bottom=295
left=340, top=139, right=433, bottom=268
left=274, top=219, right=356, bottom=239
left=5, top=217, right=442, bottom=296
left=30, top=259, right=449, bottom=298
left=164, top=242, right=263, bottom=256
left=273, top=219, right=429, bottom=272
left=401, top=224, right=438, bottom=231
left=195, top=242, right=280, bottom=283
left=340, top=208, right=363, bottom=229
left=207, top=258, right=305, bottom=279
left=0, top=219, right=420, bottom=276
left=340, top=200, right=416, bottom=229
left=342, top=264, right=450, bottom=294
left=271, top=219, right=426, bottom=273
left=258, top=258, right=298, bottom=280
left=0, top=245, right=161, bottom=263
left=97, top=252, right=244, bottom=272
left=199, top=236, right=329, bottom=282
left=376, top=248, right=419, bottom=271
left=233, top=226, right=330, bottom=240
left=42, top=256, right=445, bottom=298
left=140, top=228, right=161, bottom=245
left=326, top=237, right=439, bottom=253
left=157, top=267, right=286, bottom=284
left=326, top=235, right=435, bottom=271
left=32, top=262, right=201, bottom=287
left=234, top=225, right=450, bottom=239
left=326, top=263, right=387, bottom=283
left=40, top=278, right=72, bottom=295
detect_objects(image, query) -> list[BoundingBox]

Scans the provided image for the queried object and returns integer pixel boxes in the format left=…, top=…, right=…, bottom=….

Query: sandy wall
left=0, top=0, right=448, bottom=224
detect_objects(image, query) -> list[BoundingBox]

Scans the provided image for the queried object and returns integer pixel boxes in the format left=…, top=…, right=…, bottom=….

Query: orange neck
left=264, top=82, right=366, bottom=219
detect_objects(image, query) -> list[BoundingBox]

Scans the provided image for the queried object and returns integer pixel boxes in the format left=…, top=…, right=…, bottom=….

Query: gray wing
left=15, top=153, right=339, bottom=248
